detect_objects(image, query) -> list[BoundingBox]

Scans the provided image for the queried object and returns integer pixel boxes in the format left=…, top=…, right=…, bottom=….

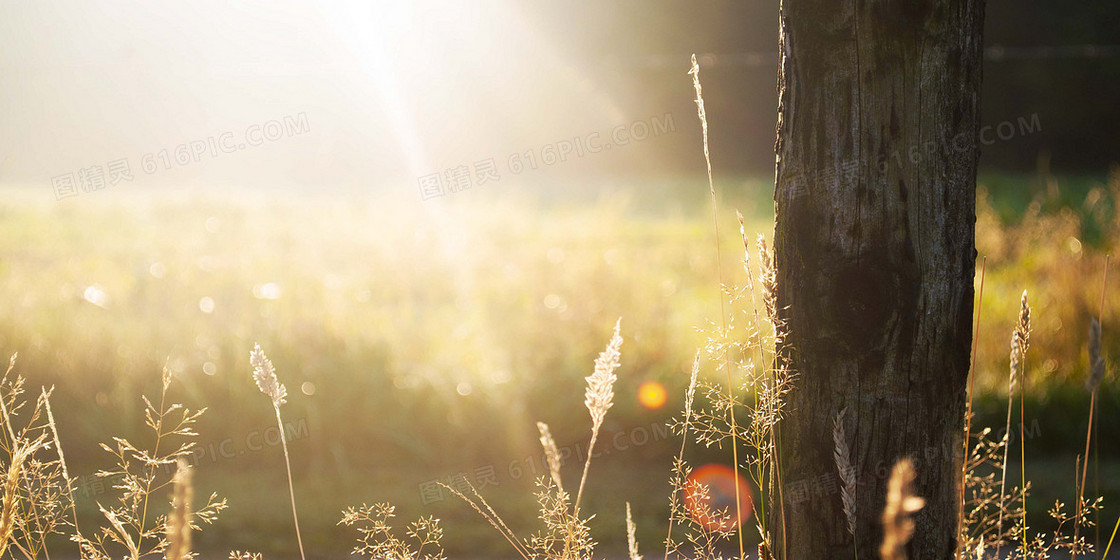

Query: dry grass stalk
left=528, top=476, right=593, bottom=560
left=832, top=409, right=857, bottom=538
left=41, top=386, right=80, bottom=541
left=996, top=331, right=1016, bottom=560
left=958, top=256, right=986, bottom=560
left=0, top=358, right=87, bottom=559
left=101, top=506, right=139, bottom=560
left=738, top=215, right=787, bottom=555
left=689, top=52, right=746, bottom=560
left=665, top=458, right=736, bottom=560
left=880, top=458, right=924, bottom=560
left=574, top=318, right=622, bottom=514
left=626, top=502, right=641, bottom=560
left=1073, top=318, right=1102, bottom=558
left=78, top=367, right=225, bottom=560
left=666, top=345, right=774, bottom=560
left=1106, top=517, right=1120, bottom=558
left=1017, top=497, right=1102, bottom=557
left=165, top=459, right=192, bottom=560
left=339, top=502, right=446, bottom=560
left=249, top=345, right=305, bottom=560
left=1009, top=290, right=1031, bottom=395
left=440, top=479, right=531, bottom=560
left=686, top=221, right=797, bottom=557
left=663, top=352, right=700, bottom=560
left=1014, top=291, right=1032, bottom=362
left=0, top=359, right=54, bottom=560
left=1093, top=254, right=1110, bottom=551
left=584, top=319, right=622, bottom=429
left=1014, top=292, right=1031, bottom=560
left=755, top=232, right=778, bottom=329
left=0, top=438, right=45, bottom=558
left=759, top=542, right=773, bottom=560
left=1075, top=256, right=1109, bottom=558
left=250, top=345, right=288, bottom=408
left=446, top=321, right=625, bottom=560
left=959, top=426, right=1027, bottom=554
left=685, top=352, right=700, bottom=423
left=537, top=422, right=564, bottom=494
left=997, top=291, right=1031, bottom=560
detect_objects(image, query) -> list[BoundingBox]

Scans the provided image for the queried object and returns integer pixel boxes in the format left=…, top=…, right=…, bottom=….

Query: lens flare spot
left=638, top=381, right=667, bottom=409
left=456, top=382, right=473, bottom=396
left=683, top=463, right=754, bottom=531
left=83, top=285, right=109, bottom=308
left=253, top=282, right=283, bottom=300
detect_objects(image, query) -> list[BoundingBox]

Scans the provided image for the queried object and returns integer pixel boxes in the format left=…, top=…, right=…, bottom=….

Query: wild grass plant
left=75, top=367, right=226, bottom=560
left=0, top=60, right=1119, bottom=560
left=435, top=320, right=623, bottom=560
left=0, top=355, right=226, bottom=560
left=338, top=502, right=445, bottom=560
left=249, top=346, right=305, bottom=560
left=1, top=174, right=1115, bottom=477
left=626, top=502, right=641, bottom=560
left=339, top=56, right=1115, bottom=560
left=688, top=52, right=748, bottom=560
left=0, top=357, right=71, bottom=560
left=954, top=281, right=1107, bottom=559
left=0, top=300, right=1108, bottom=560
left=1074, top=255, right=1108, bottom=556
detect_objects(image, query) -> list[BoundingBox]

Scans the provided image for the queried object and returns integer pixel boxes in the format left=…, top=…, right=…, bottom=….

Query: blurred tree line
left=528, top=0, right=1120, bottom=175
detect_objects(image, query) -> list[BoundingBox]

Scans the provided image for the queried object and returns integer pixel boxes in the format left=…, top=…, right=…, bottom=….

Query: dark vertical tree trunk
left=772, top=1, right=984, bottom=559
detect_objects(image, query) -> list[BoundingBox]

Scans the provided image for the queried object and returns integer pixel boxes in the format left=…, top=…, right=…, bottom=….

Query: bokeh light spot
left=83, top=285, right=109, bottom=308
left=1067, top=236, right=1082, bottom=255
left=638, top=381, right=667, bottom=409
left=544, top=294, right=562, bottom=309
left=253, top=282, right=283, bottom=300
left=683, top=463, right=754, bottom=531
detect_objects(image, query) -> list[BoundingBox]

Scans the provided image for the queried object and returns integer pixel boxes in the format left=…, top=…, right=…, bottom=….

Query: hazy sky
left=1, top=1, right=644, bottom=195
left=5, top=1, right=1118, bottom=199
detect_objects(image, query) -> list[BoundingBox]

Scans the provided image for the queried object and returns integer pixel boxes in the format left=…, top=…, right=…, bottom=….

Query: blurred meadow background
left=2, top=1, right=1120, bottom=557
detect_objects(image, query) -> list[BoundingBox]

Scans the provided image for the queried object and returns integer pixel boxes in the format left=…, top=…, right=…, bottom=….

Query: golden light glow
left=683, top=463, right=754, bottom=531
left=637, top=380, right=667, bottom=409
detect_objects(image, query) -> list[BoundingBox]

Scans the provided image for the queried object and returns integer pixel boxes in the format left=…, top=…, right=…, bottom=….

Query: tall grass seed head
left=250, top=344, right=287, bottom=408
left=585, top=319, right=622, bottom=427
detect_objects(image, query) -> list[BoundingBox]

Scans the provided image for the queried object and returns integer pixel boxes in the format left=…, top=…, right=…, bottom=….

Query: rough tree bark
left=772, top=1, right=985, bottom=559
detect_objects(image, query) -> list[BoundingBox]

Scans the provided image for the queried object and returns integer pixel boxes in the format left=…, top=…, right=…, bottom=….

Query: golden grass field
left=0, top=168, right=1118, bottom=558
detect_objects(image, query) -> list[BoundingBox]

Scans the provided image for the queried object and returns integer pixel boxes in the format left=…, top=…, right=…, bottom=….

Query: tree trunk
left=772, top=1, right=985, bottom=559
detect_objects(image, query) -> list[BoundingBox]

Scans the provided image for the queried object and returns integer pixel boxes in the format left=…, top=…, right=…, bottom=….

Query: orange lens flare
left=683, top=463, right=754, bottom=531
left=637, top=381, right=667, bottom=409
